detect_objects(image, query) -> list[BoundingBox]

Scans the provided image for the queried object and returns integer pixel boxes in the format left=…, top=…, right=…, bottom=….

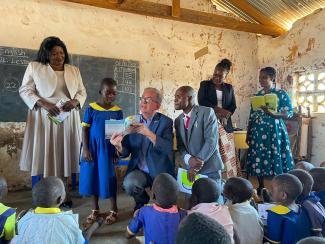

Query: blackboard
left=0, top=46, right=140, bottom=122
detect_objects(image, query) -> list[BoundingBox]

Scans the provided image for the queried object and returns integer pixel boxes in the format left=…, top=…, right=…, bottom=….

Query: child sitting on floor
left=126, top=173, right=186, bottom=244
left=289, top=169, right=325, bottom=237
left=295, top=161, right=315, bottom=171
left=0, top=176, right=15, bottom=244
left=264, top=173, right=311, bottom=244
left=176, top=212, right=231, bottom=244
left=189, top=178, right=234, bottom=243
left=11, top=176, right=85, bottom=244
left=223, top=177, right=263, bottom=244
left=310, top=167, right=325, bottom=208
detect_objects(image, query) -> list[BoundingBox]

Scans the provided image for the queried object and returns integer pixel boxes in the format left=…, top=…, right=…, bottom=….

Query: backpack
left=0, top=208, right=15, bottom=244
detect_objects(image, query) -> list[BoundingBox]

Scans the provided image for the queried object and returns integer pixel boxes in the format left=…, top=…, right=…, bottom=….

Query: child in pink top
left=189, top=178, right=234, bottom=243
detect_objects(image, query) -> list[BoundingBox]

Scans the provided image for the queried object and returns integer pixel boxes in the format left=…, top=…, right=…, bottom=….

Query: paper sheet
left=177, top=168, right=208, bottom=194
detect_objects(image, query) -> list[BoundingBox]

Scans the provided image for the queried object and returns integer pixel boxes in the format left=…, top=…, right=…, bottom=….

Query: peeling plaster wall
left=258, top=9, right=325, bottom=165
left=0, top=0, right=258, bottom=189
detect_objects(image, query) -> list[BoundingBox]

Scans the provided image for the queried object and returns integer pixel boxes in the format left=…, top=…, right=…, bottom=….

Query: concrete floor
left=3, top=187, right=146, bottom=244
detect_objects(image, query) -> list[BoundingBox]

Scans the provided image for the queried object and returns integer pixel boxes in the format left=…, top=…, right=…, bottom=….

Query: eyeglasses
left=139, top=97, right=157, bottom=104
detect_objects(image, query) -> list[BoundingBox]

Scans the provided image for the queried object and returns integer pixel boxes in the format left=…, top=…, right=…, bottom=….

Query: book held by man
left=105, top=115, right=141, bottom=139
left=251, top=93, right=278, bottom=112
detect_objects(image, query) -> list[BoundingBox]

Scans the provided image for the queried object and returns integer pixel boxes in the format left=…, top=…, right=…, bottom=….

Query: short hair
left=297, top=236, right=325, bottom=244
left=36, top=36, right=70, bottom=64
left=289, top=169, right=314, bottom=197
left=309, top=167, right=325, bottom=192
left=32, top=176, right=65, bottom=208
left=152, top=173, right=178, bottom=208
left=295, top=161, right=315, bottom=171
left=0, top=176, right=8, bottom=199
left=143, top=87, right=163, bottom=104
left=176, top=212, right=231, bottom=244
left=260, top=67, right=276, bottom=83
left=191, top=178, right=220, bottom=204
left=273, top=174, right=303, bottom=201
left=100, top=77, right=117, bottom=90
left=177, top=86, right=196, bottom=104
left=224, top=177, right=253, bottom=204
left=215, top=58, right=232, bottom=73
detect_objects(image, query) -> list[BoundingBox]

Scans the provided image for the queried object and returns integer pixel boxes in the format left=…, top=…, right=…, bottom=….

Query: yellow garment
left=0, top=203, right=16, bottom=241
left=34, top=207, right=61, bottom=214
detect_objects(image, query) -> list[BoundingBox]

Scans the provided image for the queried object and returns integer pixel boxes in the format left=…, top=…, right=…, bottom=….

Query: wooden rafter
left=172, top=0, right=180, bottom=18
left=226, top=0, right=286, bottom=32
left=62, top=0, right=285, bottom=36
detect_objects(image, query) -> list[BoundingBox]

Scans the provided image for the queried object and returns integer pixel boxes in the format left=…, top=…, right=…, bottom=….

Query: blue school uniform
left=79, top=103, right=123, bottom=199
left=265, top=205, right=311, bottom=244
left=315, top=190, right=325, bottom=208
left=127, top=204, right=187, bottom=244
left=247, top=88, right=294, bottom=176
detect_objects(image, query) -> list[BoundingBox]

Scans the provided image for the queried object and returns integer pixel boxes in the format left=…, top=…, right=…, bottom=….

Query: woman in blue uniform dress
left=79, top=78, right=123, bottom=226
left=246, top=67, right=294, bottom=194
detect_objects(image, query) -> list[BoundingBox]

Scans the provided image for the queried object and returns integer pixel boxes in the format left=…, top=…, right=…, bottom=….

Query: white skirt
left=19, top=107, right=82, bottom=177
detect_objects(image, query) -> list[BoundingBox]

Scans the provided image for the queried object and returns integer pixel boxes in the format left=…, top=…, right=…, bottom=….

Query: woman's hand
left=37, top=100, right=60, bottom=116
left=82, top=148, right=93, bottom=162
left=62, top=99, right=79, bottom=112
left=215, top=107, right=231, bottom=119
left=261, top=106, right=287, bottom=119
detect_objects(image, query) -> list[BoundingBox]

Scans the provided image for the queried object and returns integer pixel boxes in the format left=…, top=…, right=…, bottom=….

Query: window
left=294, top=71, right=325, bottom=113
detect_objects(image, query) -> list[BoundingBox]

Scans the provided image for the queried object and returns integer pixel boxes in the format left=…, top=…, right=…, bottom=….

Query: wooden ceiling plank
left=62, top=0, right=285, bottom=36
left=172, top=0, right=181, bottom=18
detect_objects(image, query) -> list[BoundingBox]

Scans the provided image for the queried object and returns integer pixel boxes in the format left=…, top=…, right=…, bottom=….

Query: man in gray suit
left=174, top=86, right=223, bottom=186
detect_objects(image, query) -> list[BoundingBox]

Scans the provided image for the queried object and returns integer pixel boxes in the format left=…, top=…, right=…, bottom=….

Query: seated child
left=223, top=177, right=263, bottom=244
left=189, top=178, right=234, bottom=243
left=126, top=173, right=186, bottom=244
left=265, top=173, right=311, bottom=244
left=176, top=212, right=231, bottom=244
left=11, top=176, right=85, bottom=244
left=289, top=169, right=325, bottom=237
left=310, top=167, right=325, bottom=208
left=295, top=161, right=315, bottom=171
left=0, top=176, right=15, bottom=244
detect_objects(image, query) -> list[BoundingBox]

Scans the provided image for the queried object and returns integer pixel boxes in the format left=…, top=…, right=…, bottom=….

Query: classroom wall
left=0, top=0, right=258, bottom=189
left=257, top=8, right=325, bottom=165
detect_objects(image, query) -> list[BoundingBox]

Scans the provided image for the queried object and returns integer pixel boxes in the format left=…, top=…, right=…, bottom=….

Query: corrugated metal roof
left=211, top=0, right=325, bottom=30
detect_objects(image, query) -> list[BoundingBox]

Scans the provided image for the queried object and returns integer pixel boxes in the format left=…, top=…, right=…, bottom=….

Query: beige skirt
left=19, top=107, right=82, bottom=177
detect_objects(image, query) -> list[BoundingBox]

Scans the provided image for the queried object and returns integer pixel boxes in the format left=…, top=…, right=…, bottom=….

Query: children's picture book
left=177, top=168, right=208, bottom=194
left=251, top=93, right=278, bottom=112
left=105, top=115, right=141, bottom=139
left=257, top=203, right=275, bottom=225
left=47, top=98, right=71, bottom=124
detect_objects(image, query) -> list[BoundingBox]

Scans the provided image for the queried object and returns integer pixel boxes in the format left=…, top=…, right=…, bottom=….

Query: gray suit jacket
left=175, top=105, right=223, bottom=176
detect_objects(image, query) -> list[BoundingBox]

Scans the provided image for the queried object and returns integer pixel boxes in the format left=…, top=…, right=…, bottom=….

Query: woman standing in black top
left=198, top=59, right=239, bottom=177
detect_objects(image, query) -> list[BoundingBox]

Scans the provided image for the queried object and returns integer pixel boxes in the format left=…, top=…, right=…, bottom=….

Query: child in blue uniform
left=79, top=78, right=123, bottom=226
left=265, top=173, right=311, bottom=244
left=310, top=167, right=325, bottom=208
left=127, top=173, right=187, bottom=244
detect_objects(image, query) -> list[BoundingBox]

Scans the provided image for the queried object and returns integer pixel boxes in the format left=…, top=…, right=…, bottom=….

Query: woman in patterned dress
left=246, top=67, right=294, bottom=194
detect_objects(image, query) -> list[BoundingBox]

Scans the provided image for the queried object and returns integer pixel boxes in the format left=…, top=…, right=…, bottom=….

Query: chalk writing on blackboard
left=3, top=77, right=20, bottom=92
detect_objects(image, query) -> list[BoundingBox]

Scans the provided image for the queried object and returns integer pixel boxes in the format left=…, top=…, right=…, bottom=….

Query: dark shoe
left=60, top=200, right=73, bottom=208
left=261, top=188, right=272, bottom=203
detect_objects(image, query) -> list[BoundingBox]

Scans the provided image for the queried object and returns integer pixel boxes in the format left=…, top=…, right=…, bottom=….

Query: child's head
left=309, top=167, right=325, bottom=192
left=32, top=176, right=66, bottom=208
left=271, top=174, right=302, bottom=205
left=176, top=212, right=231, bottom=244
left=190, top=178, right=220, bottom=207
left=295, top=161, right=315, bottom=171
left=289, top=169, right=314, bottom=197
left=223, top=177, right=254, bottom=204
left=152, top=173, right=178, bottom=208
left=0, top=176, right=8, bottom=200
left=99, top=78, right=117, bottom=104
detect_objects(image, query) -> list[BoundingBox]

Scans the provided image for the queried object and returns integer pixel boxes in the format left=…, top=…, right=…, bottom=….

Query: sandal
left=86, top=210, right=100, bottom=224
left=103, top=210, right=118, bottom=225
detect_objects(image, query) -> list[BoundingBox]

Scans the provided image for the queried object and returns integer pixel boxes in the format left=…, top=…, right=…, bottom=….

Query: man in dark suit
left=174, top=86, right=223, bottom=190
left=110, top=87, right=174, bottom=210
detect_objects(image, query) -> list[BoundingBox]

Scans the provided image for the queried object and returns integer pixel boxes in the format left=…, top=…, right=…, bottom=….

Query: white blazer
left=19, top=61, right=87, bottom=110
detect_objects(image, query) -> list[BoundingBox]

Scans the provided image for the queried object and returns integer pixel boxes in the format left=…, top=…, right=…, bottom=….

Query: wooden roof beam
left=172, top=0, right=180, bottom=18
left=62, top=0, right=285, bottom=36
left=226, top=0, right=286, bottom=32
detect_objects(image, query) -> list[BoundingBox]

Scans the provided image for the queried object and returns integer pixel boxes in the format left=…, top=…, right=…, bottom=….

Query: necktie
left=185, top=115, right=190, bottom=129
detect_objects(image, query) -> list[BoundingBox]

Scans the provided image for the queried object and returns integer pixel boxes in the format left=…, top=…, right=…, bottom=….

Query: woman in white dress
left=19, top=36, right=87, bottom=207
